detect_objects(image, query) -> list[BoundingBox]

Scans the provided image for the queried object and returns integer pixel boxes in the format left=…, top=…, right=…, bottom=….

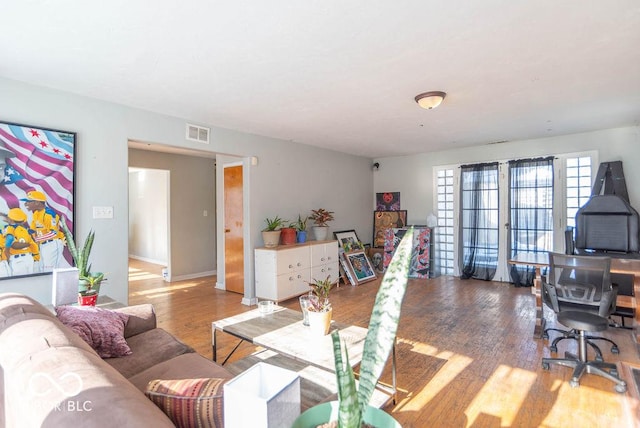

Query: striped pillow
left=145, top=378, right=226, bottom=428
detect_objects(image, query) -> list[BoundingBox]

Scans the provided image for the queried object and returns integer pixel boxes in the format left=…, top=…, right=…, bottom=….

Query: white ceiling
left=1, top=1, right=639, bottom=158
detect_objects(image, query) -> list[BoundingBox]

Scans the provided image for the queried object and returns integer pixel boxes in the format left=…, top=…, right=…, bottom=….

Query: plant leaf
left=331, top=331, right=360, bottom=428
left=356, top=227, right=413, bottom=415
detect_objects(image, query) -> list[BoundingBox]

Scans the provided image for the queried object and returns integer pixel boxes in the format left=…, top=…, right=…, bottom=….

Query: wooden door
left=224, top=165, right=244, bottom=294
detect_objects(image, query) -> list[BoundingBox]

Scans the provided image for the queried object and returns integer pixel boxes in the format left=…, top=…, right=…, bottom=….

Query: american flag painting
left=0, top=121, right=75, bottom=279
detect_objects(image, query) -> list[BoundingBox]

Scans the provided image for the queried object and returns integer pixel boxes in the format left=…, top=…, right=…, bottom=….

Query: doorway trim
left=216, top=155, right=256, bottom=305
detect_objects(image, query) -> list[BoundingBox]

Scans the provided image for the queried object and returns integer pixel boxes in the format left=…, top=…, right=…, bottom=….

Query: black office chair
left=543, top=251, right=620, bottom=360
left=541, top=252, right=626, bottom=392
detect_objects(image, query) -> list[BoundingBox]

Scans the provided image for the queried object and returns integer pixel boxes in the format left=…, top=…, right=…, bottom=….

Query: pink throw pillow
left=56, top=305, right=132, bottom=358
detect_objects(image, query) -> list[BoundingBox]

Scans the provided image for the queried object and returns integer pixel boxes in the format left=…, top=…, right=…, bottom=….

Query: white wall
left=128, top=168, right=168, bottom=265
left=0, top=77, right=374, bottom=304
left=373, top=126, right=640, bottom=225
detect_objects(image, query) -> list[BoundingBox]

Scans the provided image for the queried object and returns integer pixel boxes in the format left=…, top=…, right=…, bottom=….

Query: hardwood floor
left=128, top=259, right=640, bottom=427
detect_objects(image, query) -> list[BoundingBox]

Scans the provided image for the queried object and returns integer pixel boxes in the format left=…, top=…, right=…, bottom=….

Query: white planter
left=307, top=308, right=332, bottom=335
left=312, top=226, right=329, bottom=241
left=224, top=362, right=300, bottom=428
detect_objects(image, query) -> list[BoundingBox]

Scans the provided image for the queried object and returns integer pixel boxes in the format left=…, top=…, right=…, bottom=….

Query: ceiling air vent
left=186, top=123, right=210, bottom=144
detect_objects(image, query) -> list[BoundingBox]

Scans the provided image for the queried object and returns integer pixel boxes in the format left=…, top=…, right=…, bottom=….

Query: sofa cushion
left=56, top=305, right=132, bottom=358
left=128, top=353, right=234, bottom=391
left=113, top=304, right=157, bottom=338
left=105, top=328, right=194, bottom=378
left=145, top=377, right=226, bottom=428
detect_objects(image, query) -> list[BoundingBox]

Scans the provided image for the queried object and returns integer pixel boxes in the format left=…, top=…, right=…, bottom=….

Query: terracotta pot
left=307, top=308, right=332, bottom=335
left=280, top=227, right=297, bottom=245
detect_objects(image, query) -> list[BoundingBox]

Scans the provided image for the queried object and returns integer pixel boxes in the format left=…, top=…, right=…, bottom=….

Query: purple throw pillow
left=56, top=305, right=132, bottom=358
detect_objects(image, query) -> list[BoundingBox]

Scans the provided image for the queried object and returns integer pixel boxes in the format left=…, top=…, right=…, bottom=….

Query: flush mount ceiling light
left=415, top=91, right=447, bottom=109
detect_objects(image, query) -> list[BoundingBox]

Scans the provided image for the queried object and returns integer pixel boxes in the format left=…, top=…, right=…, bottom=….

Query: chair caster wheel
left=595, top=355, right=604, bottom=362
left=550, top=346, right=557, bottom=353
left=611, top=369, right=618, bottom=377
left=611, top=346, right=620, bottom=354
left=542, top=332, right=549, bottom=339
left=615, top=384, right=627, bottom=394
left=542, top=362, right=550, bottom=370
left=569, top=380, right=579, bottom=388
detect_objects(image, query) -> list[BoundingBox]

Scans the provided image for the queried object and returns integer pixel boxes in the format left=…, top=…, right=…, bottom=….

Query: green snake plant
left=332, top=227, right=413, bottom=427
left=60, top=220, right=95, bottom=281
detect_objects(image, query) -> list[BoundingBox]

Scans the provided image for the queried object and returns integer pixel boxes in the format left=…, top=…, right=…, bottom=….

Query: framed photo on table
left=0, top=120, right=76, bottom=280
left=373, top=210, right=407, bottom=248
left=344, top=250, right=376, bottom=285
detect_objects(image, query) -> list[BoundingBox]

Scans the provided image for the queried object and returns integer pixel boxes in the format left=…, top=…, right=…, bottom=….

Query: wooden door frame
left=216, top=156, right=256, bottom=305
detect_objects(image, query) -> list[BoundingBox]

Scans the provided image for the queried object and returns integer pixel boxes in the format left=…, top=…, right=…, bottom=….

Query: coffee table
left=212, top=306, right=396, bottom=407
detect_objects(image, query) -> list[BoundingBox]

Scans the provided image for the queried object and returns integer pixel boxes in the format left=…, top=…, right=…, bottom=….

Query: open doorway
left=128, top=167, right=170, bottom=280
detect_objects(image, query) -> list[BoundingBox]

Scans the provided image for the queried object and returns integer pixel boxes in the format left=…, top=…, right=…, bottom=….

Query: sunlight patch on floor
left=464, top=364, right=537, bottom=426
left=128, top=272, right=163, bottom=281
left=396, top=339, right=473, bottom=412
left=130, top=281, right=201, bottom=296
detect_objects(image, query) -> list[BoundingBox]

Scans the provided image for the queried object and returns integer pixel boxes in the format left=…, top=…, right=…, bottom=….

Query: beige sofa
left=0, top=292, right=233, bottom=427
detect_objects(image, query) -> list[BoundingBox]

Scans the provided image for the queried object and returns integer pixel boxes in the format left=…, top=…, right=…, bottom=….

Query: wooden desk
left=508, top=253, right=640, bottom=353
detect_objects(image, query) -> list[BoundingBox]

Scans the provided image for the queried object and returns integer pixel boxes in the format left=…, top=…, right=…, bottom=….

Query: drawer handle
left=297, top=274, right=302, bottom=279
left=289, top=276, right=294, bottom=281
left=321, top=257, right=326, bottom=261
left=297, top=263, right=302, bottom=267
left=289, top=264, right=293, bottom=269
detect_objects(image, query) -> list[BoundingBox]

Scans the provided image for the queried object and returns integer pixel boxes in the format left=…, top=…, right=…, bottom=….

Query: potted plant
left=309, top=208, right=334, bottom=241
left=294, top=215, right=308, bottom=243
left=60, top=221, right=106, bottom=306
left=293, top=227, right=414, bottom=427
left=306, top=275, right=336, bottom=335
left=280, top=220, right=298, bottom=245
left=262, top=216, right=286, bottom=248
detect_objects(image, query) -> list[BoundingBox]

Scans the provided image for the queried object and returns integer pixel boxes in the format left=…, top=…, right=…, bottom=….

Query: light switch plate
left=93, top=206, right=114, bottom=219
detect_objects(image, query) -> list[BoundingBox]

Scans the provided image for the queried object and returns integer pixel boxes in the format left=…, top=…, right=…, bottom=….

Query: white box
left=224, top=362, right=300, bottom=427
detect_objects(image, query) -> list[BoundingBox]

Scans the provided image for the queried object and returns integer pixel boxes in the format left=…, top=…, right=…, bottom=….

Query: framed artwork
left=383, top=227, right=431, bottom=278
left=333, top=229, right=363, bottom=252
left=338, top=251, right=357, bottom=286
left=367, top=247, right=385, bottom=275
left=0, top=121, right=76, bottom=280
left=373, top=210, right=407, bottom=248
left=344, top=250, right=376, bottom=284
left=376, top=192, right=401, bottom=211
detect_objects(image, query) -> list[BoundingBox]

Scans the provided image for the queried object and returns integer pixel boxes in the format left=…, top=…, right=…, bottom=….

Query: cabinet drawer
left=310, top=241, right=338, bottom=266
left=277, top=270, right=310, bottom=300
left=311, top=262, right=339, bottom=284
left=276, top=247, right=310, bottom=273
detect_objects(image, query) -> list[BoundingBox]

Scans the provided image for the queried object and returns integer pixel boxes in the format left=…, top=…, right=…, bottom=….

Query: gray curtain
left=460, top=162, right=499, bottom=281
left=508, top=157, right=554, bottom=287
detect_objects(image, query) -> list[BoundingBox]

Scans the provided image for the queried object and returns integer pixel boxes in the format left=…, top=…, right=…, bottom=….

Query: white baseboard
left=128, top=255, right=167, bottom=266
left=169, top=270, right=217, bottom=282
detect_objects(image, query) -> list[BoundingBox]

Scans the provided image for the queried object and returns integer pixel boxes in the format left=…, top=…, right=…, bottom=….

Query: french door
left=456, top=158, right=555, bottom=283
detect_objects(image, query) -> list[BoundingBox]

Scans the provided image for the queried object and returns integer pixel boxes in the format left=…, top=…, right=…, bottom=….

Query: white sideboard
left=255, top=240, right=339, bottom=302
